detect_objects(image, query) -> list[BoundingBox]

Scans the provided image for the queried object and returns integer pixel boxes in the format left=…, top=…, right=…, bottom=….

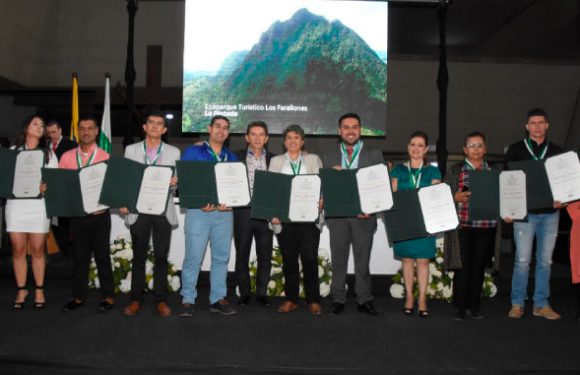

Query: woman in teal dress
left=391, top=131, right=441, bottom=317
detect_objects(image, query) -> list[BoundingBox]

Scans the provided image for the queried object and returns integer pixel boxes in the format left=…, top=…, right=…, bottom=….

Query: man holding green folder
left=121, top=112, right=180, bottom=318
left=233, top=121, right=275, bottom=307
left=322, top=113, right=384, bottom=315
left=58, top=116, right=115, bottom=312
left=179, top=115, right=238, bottom=317
left=506, top=108, right=563, bottom=320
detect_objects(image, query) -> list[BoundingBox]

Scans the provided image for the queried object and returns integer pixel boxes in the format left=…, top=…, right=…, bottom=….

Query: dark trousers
left=70, top=212, right=114, bottom=300
left=276, top=223, right=320, bottom=304
left=453, top=226, right=497, bottom=310
left=233, top=208, right=273, bottom=297
left=327, top=217, right=376, bottom=304
left=129, top=215, right=172, bottom=303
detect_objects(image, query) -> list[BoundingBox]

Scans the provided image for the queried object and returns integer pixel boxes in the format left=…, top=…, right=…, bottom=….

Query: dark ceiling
left=388, top=0, right=580, bottom=62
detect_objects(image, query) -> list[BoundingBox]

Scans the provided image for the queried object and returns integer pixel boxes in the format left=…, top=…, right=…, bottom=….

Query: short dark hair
left=409, top=130, right=429, bottom=145
left=282, top=124, right=305, bottom=140
left=246, top=120, right=268, bottom=135
left=464, top=131, right=486, bottom=146
left=145, top=112, right=167, bottom=127
left=46, top=120, right=61, bottom=129
left=78, top=115, right=100, bottom=128
left=526, top=108, right=548, bottom=122
left=338, top=112, right=361, bottom=127
left=210, top=115, right=230, bottom=127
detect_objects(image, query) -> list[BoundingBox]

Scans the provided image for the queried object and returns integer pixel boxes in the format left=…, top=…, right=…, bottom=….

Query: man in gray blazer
left=322, top=113, right=384, bottom=316
left=121, top=112, right=181, bottom=317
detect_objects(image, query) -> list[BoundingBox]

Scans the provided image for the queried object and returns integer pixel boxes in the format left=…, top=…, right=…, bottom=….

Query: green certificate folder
left=319, top=168, right=361, bottom=217
left=100, top=155, right=146, bottom=211
left=176, top=160, right=218, bottom=208
left=250, top=170, right=292, bottom=222
left=384, top=190, right=428, bottom=243
left=42, top=168, right=85, bottom=217
left=468, top=170, right=500, bottom=220
left=100, top=156, right=173, bottom=215
left=508, top=159, right=553, bottom=210
left=0, top=147, right=16, bottom=198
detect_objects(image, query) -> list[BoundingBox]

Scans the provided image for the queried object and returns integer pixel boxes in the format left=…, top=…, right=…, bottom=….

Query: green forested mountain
left=183, top=8, right=387, bottom=134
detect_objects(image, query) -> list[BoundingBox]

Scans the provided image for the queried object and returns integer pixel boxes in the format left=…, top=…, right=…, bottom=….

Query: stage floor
left=0, top=254, right=578, bottom=375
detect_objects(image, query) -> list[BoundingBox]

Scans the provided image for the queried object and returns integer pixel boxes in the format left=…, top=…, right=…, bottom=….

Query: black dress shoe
left=238, top=295, right=251, bottom=306
left=357, top=301, right=383, bottom=316
left=469, top=307, right=483, bottom=319
left=99, top=300, right=115, bottom=311
left=454, top=309, right=466, bottom=321
left=328, top=302, right=345, bottom=315
left=63, top=299, right=85, bottom=311
left=256, top=296, right=271, bottom=306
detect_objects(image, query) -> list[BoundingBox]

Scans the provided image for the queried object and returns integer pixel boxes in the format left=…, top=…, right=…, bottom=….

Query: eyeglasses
left=466, top=143, right=484, bottom=149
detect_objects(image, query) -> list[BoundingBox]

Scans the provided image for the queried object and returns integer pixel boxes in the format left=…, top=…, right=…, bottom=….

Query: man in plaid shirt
left=450, top=131, right=498, bottom=320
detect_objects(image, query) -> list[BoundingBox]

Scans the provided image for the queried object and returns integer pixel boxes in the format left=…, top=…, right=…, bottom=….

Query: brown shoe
left=508, top=304, right=524, bottom=319
left=308, top=303, right=322, bottom=315
left=123, top=301, right=141, bottom=316
left=156, top=302, right=172, bottom=317
left=277, top=301, right=299, bottom=313
left=533, top=305, right=561, bottom=320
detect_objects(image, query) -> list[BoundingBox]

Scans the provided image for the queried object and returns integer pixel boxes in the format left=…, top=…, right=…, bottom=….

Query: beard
left=341, top=137, right=360, bottom=146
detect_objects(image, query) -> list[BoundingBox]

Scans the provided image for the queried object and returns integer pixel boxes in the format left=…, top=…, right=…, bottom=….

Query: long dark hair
left=15, top=115, right=49, bottom=163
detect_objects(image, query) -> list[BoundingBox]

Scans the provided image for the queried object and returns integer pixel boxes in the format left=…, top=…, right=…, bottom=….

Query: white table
left=110, top=208, right=400, bottom=275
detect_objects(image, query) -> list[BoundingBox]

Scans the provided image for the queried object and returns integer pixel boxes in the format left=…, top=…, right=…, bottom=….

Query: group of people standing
left=3, top=109, right=579, bottom=321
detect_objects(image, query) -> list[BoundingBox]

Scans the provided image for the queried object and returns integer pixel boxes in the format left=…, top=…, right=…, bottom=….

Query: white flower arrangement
left=390, top=241, right=497, bottom=302
left=247, top=246, right=332, bottom=297
left=88, top=235, right=180, bottom=294
left=389, top=283, right=405, bottom=299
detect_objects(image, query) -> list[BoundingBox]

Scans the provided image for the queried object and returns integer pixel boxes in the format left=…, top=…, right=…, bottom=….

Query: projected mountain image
left=183, top=8, right=387, bottom=135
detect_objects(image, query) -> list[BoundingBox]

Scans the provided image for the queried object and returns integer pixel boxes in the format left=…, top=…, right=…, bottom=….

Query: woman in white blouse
left=269, top=124, right=323, bottom=315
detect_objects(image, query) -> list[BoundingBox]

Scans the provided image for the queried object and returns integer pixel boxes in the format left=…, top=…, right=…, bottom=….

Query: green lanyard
left=406, top=162, right=423, bottom=188
left=287, top=154, right=302, bottom=175
left=524, top=138, right=548, bottom=161
left=143, top=141, right=164, bottom=165
left=76, top=147, right=97, bottom=168
left=340, top=141, right=362, bottom=169
left=464, top=159, right=487, bottom=170
left=205, top=141, right=226, bottom=162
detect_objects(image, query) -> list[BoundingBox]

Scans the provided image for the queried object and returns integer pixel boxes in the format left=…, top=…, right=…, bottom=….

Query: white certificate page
left=499, top=170, right=527, bottom=220
left=356, top=164, right=393, bottom=214
left=545, top=151, right=580, bottom=203
left=136, top=166, right=173, bottom=215
left=418, top=183, right=459, bottom=234
left=215, top=162, right=251, bottom=207
left=288, top=175, right=321, bottom=222
left=13, top=150, right=44, bottom=198
left=79, top=163, right=109, bottom=213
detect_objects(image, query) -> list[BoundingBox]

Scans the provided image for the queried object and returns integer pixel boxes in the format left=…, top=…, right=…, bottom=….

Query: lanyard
left=406, top=161, right=423, bottom=188
left=340, top=141, right=363, bottom=169
left=76, top=146, right=97, bottom=168
left=286, top=153, right=302, bottom=175
left=524, top=138, right=548, bottom=161
left=205, top=141, right=227, bottom=162
left=464, top=159, right=488, bottom=170
left=143, top=141, right=164, bottom=165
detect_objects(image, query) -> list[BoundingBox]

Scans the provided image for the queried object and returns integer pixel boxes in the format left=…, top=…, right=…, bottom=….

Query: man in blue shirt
left=179, top=115, right=238, bottom=316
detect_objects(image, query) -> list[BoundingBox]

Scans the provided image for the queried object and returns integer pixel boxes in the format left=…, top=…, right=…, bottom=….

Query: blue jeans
left=181, top=209, right=233, bottom=305
left=511, top=211, right=559, bottom=308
